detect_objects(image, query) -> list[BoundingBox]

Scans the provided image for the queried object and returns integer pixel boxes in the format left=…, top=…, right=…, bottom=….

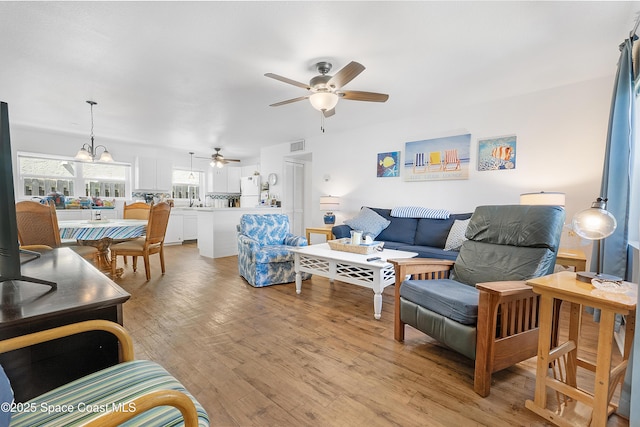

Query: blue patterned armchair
left=238, top=214, right=311, bottom=287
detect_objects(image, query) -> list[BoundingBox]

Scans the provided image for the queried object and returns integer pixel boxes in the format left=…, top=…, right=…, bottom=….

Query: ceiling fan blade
left=323, top=108, right=335, bottom=118
left=223, top=159, right=241, bottom=163
left=340, top=90, right=389, bottom=102
left=265, top=73, right=311, bottom=90
left=327, top=61, right=365, bottom=89
left=269, top=96, right=309, bottom=107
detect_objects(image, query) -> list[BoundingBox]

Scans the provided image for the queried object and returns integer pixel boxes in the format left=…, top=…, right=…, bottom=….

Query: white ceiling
left=0, top=1, right=637, bottom=160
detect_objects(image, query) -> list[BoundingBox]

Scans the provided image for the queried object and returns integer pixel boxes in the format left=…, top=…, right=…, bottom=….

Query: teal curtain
left=595, top=37, right=636, bottom=419
left=596, top=38, right=635, bottom=280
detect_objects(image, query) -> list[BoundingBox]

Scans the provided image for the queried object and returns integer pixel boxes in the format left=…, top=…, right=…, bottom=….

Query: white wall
left=296, top=76, right=612, bottom=252
left=11, top=74, right=615, bottom=251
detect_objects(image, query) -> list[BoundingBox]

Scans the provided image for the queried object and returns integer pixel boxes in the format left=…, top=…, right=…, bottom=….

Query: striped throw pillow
left=390, top=206, right=450, bottom=219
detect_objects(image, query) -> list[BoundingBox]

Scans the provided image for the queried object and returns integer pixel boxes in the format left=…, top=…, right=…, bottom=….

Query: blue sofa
left=332, top=207, right=472, bottom=260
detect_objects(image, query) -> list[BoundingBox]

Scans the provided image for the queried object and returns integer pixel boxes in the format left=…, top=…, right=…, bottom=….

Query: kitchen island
left=194, top=206, right=282, bottom=258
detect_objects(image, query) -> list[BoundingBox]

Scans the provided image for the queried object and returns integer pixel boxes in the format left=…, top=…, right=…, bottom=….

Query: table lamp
left=319, top=196, right=340, bottom=225
left=571, top=197, right=618, bottom=283
left=520, top=191, right=566, bottom=206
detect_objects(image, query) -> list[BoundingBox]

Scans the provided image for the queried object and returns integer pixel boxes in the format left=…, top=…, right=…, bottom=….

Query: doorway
left=284, top=160, right=304, bottom=236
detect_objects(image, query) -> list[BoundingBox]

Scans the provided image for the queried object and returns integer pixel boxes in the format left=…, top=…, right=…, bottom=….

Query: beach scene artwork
left=404, top=134, right=470, bottom=181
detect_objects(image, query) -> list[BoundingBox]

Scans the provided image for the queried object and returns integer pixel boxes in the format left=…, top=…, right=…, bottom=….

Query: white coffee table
left=289, top=243, right=418, bottom=319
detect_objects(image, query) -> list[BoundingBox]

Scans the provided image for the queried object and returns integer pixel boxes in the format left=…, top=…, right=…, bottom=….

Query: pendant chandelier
left=75, top=100, right=113, bottom=162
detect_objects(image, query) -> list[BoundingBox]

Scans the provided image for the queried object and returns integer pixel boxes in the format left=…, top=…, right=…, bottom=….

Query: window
left=20, top=157, right=75, bottom=196
left=83, top=162, right=127, bottom=198
left=172, top=169, right=201, bottom=201
left=18, top=152, right=131, bottom=199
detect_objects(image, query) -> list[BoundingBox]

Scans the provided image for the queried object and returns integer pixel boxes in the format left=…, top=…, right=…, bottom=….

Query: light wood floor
left=114, top=243, right=628, bottom=427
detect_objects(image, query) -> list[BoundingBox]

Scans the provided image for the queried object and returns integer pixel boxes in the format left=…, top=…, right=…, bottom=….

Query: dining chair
left=119, top=201, right=152, bottom=265
left=110, top=201, right=171, bottom=281
left=15, top=200, right=98, bottom=262
left=123, top=201, right=151, bottom=220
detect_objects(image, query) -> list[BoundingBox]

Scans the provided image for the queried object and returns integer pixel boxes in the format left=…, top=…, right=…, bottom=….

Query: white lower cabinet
left=56, top=208, right=121, bottom=221
left=164, top=210, right=199, bottom=245
left=165, top=212, right=184, bottom=245
left=183, top=213, right=198, bottom=240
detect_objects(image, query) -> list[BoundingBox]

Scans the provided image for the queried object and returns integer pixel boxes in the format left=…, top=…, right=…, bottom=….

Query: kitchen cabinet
left=227, top=167, right=241, bottom=193
left=207, top=166, right=241, bottom=193
left=56, top=209, right=121, bottom=221
left=164, top=209, right=199, bottom=245
left=183, top=212, right=198, bottom=240
left=135, top=157, right=173, bottom=191
left=164, top=211, right=184, bottom=245
left=209, top=167, right=228, bottom=193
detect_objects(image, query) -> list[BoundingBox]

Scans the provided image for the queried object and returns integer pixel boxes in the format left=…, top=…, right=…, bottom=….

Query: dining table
left=58, top=218, right=147, bottom=277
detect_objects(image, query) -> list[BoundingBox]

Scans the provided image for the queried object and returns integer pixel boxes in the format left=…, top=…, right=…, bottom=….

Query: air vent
left=290, top=140, right=305, bottom=152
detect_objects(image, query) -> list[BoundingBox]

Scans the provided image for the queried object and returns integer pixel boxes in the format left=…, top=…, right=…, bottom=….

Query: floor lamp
left=571, top=197, right=618, bottom=283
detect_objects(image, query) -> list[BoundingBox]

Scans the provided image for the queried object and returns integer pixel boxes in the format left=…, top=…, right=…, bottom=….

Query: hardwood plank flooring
left=114, top=243, right=628, bottom=426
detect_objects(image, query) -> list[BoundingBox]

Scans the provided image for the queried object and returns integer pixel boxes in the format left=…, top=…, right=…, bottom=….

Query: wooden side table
left=556, top=248, right=587, bottom=272
left=525, top=271, right=637, bottom=426
left=305, top=226, right=334, bottom=244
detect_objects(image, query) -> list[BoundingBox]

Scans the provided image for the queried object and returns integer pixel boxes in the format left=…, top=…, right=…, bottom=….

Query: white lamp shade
left=319, top=196, right=340, bottom=211
left=75, top=148, right=92, bottom=161
left=309, top=92, right=339, bottom=112
left=98, top=150, right=113, bottom=162
left=572, top=206, right=617, bottom=240
left=520, top=191, right=565, bottom=206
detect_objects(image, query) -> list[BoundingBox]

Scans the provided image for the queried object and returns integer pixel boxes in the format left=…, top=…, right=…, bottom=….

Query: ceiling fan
left=265, top=61, right=389, bottom=119
left=197, top=148, right=240, bottom=168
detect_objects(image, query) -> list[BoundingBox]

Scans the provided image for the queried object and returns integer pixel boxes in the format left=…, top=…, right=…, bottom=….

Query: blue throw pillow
left=0, top=365, right=13, bottom=425
left=344, top=207, right=391, bottom=239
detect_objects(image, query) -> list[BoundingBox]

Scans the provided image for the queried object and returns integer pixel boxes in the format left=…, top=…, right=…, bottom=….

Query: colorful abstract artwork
left=377, top=151, right=400, bottom=177
left=404, top=134, right=470, bottom=181
left=477, top=135, right=517, bottom=171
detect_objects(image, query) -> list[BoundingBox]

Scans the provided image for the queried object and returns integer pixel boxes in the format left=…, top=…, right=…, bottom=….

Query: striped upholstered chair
left=0, top=320, right=209, bottom=426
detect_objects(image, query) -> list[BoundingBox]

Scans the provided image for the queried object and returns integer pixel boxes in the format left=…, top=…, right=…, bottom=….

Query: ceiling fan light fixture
left=309, top=92, right=339, bottom=112
left=210, top=159, right=224, bottom=168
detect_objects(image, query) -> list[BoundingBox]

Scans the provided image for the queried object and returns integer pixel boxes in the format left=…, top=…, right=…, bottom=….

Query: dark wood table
left=0, top=248, right=131, bottom=402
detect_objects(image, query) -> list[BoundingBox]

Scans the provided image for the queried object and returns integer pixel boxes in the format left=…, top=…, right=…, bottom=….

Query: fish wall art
left=377, top=151, right=400, bottom=177
left=477, top=135, right=517, bottom=171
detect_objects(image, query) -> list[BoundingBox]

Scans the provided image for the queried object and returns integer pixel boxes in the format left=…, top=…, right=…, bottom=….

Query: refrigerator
left=240, top=176, right=260, bottom=207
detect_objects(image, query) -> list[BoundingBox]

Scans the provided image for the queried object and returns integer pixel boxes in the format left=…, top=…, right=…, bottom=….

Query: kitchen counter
left=173, top=206, right=280, bottom=212
left=197, top=207, right=283, bottom=258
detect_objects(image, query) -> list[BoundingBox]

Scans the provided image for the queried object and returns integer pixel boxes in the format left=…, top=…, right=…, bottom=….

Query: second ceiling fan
left=265, top=61, right=389, bottom=118
left=197, top=148, right=240, bottom=168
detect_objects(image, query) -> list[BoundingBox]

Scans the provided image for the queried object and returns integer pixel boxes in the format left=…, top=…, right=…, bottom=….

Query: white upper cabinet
left=207, top=166, right=241, bottom=193
left=227, top=167, right=241, bottom=193
left=210, top=167, right=228, bottom=193
left=135, top=157, right=173, bottom=191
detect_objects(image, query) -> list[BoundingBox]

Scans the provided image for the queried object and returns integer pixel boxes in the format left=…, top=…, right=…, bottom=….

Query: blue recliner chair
left=237, top=214, right=311, bottom=287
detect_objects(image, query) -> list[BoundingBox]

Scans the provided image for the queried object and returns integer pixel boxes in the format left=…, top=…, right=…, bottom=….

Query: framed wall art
left=377, top=151, right=400, bottom=177
left=404, top=134, right=470, bottom=181
left=477, top=135, right=517, bottom=171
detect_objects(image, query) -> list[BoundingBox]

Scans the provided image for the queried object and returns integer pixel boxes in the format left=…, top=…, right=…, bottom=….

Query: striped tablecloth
left=58, top=219, right=147, bottom=240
